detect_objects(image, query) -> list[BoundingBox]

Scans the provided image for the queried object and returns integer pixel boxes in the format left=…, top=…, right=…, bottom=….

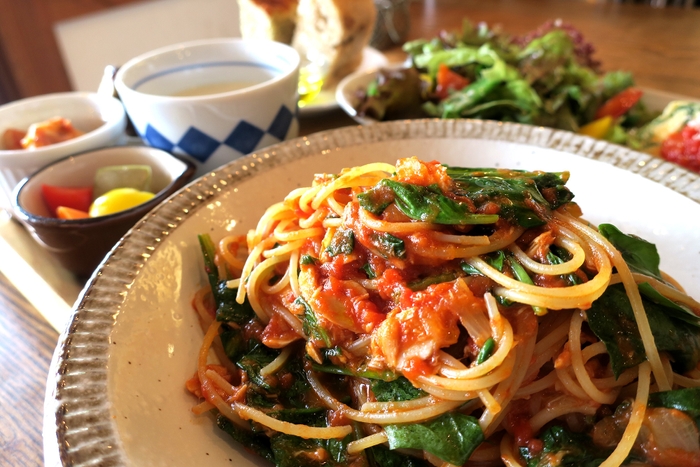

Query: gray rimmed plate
left=43, top=119, right=700, bottom=466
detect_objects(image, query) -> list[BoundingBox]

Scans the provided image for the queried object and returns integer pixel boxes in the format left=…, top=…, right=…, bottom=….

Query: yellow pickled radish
left=578, top=116, right=614, bottom=139
left=89, top=188, right=155, bottom=217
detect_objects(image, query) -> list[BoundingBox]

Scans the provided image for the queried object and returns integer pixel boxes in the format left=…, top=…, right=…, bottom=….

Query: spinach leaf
left=484, top=250, right=510, bottom=274
left=598, top=224, right=662, bottom=281
left=215, top=281, right=255, bottom=324
left=269, top=406, right=327, bottom=426
left=245, top=388, right=278, bottom=409
left=196, top=230, right=255, bottom=329
left=312, top=350, right=398, bottom=381
left=462, top=250, right=506, bottom=276
left=463, top=250, right=513, bottom=305
left=369, top=445, right=430, bottom=467
left=507, top=255, right=547, bottom=315
left=361, top=263, right=377, bottom=279
left=316, top=346, right=344, bottom=360
left=216, top=414, right=274, bottom=463
left=519, top=425, right=610, bottom=467
left=382, top=179, right=499, bottom=225
left=548, top=247, right=581, bottom=285
left=282, top=355, right=313, bottom=409
left=241, top=351, right=310, bottom=410
left=270, top=432, right=355, bottom=467
left=461, top=262, right=481, bottom=275
left=198, top=233, right=255, bottom=325
left=384, top=412, right=483, bottom=466
left=648, top=387, right=700, bottom=420
left=638, top=282, right=699, bottom=327
left=357, top=182, right=395, bottom=215
left=327, top=228, right=355, bottom=256
left=219, top=325, right=246, bottom=362
left=223, top=388, right=355, bottom=467
left=300, top=254, right=319, bottom=265
left=296, top=297, right=332, bottom=347
left=446, top=167, right=573, bottom=228
left=587, top=284, right=700, bottom=376
left=371, top=377, right=426, bottom=402
left=476, top=337, right=495, bottom=364
left=369, top=231, right=406, bottom=259
left=489, top=250, right=506, bottom=271
left=237, top=340, right=281, bottom=391
left=198, top=233, right=220, bottom=293
left=407, top=272, right=457, bottom=291
left=507, top=255, right=535, bottom=288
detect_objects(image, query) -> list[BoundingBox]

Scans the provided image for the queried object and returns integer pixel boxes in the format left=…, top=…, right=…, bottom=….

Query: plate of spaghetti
left=44, top=119, right=700, bottom=467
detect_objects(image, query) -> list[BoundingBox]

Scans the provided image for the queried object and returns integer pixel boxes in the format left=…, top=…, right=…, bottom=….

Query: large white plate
left=44, top=120, right=700, bottom=466
left=299, top=47, right=389, bottom=116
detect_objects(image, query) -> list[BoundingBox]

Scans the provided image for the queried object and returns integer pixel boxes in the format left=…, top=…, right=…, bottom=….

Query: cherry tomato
left=595, top=87, right=643, bottom=119
left=55, top=206, right=90, bottom=220
left=435, top=63, right=470, bottom=100
left=41, top=184, right=93, bottom=217
left=89, top=187, right=155, bottom=217
left=660, top=124, right=700, bottom=172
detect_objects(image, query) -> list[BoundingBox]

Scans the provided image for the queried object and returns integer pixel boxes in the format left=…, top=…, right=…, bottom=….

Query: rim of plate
left=43, top=118, right=700, bottom=466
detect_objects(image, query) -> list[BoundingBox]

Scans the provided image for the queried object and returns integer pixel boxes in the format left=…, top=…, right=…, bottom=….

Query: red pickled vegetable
left=2, top=129, right=25, bottom=150
left=41, top=184, right=93, bottom=217
left=55, top=206, right=90, bottom=220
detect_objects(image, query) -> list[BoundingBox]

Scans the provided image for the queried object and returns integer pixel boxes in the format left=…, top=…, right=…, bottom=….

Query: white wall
left=54, top=0, right=241, bottom=92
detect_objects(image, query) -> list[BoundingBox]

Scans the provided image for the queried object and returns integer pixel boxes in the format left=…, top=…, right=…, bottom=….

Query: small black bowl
left=12, top=146, right=195, bottom=278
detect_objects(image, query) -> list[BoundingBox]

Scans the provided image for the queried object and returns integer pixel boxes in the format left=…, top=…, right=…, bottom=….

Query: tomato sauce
left=394, top=158, right=450, bottom=188
left=261, top=312, right=300, bottom=348
left=505, top=400, right=543, bottom=453
left=372, top=278, right=485, bottom=379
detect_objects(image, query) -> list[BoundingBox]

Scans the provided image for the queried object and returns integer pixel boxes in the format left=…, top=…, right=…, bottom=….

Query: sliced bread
left=292, top=0, right=377, bottom=88
left=237, top=0, right=299, bottom=44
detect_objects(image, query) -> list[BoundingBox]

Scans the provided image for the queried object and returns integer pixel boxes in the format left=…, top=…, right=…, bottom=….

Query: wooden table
left=2, top=1, right=700, bottom=465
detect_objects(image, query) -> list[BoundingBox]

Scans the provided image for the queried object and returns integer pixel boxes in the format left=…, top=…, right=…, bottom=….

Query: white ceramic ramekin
left=0, top=92, right=127, bottom=212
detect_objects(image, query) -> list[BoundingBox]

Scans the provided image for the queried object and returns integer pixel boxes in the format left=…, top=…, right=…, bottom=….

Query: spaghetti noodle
left=187, top=157, right=700, bottom=467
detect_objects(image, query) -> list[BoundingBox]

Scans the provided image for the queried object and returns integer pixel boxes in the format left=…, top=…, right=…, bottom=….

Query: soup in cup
left=114, top=38, right=300, bottom=176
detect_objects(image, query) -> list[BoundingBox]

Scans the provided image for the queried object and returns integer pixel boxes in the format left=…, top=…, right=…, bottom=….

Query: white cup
left=114, top=38, right=300, bottom=176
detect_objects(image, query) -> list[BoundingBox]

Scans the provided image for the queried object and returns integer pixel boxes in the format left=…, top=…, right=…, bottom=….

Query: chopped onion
left=645, top=407, right=700, bottom=454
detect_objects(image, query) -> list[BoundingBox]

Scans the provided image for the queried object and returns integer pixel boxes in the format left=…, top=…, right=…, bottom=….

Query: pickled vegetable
left=93, top=164, right=152, bottom=198
left=41, top=184, right=93, bottom=217
left=89, top=188, right=155, bottom=217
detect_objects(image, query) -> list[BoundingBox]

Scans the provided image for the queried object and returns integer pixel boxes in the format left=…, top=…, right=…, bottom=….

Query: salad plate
left=335, top=65, right=700, bottom=125
left=44, top=119, right=700, bottom=466
left=298, top=47, right=389, bottom=116
left=335, top=64, right=403, bottom=125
